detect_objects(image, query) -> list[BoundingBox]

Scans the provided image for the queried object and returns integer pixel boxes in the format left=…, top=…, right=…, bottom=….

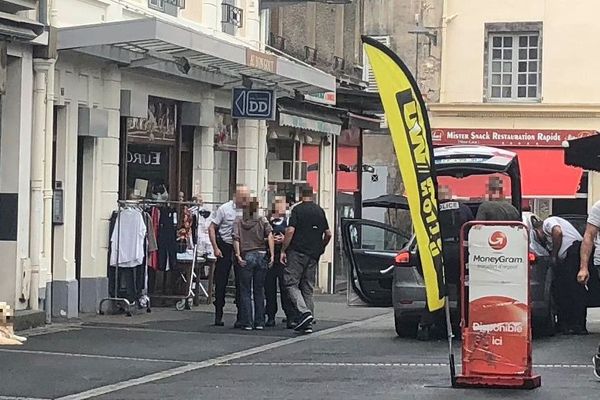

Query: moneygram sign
left=463, top=223, right=531, bottom=377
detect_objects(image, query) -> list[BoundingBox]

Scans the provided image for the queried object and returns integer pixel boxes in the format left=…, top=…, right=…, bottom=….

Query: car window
left=351, top=223, right=410, bottom=252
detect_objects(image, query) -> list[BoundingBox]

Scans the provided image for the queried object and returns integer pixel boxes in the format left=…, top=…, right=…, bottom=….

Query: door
left=341, top=218, right=410, bottom=306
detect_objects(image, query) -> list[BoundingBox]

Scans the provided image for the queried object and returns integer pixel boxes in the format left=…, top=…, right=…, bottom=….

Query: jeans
left=265, top=255, right=298, bottom=321
left=238, top=250, right=269, bottom=328
left=213, top=240, right=241, bottom=320
left=283, top=250, right=318, bottom=316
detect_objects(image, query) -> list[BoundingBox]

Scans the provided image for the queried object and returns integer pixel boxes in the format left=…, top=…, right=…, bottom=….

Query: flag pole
left=444, top=295, right=456, bottom=386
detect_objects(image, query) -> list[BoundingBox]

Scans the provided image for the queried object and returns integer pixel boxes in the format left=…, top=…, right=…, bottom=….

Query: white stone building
left=4, top=0, right=338, bottom=319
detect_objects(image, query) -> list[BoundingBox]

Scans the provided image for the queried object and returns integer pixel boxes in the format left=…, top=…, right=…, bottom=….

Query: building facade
left=430, top=0, right=597, bottom=217
left=0, top=0, right=50, bottom=323
left=2, top=0, right=338, bottom=320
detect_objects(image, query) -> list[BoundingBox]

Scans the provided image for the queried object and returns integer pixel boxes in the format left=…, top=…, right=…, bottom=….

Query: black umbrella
left=564, top=133, right=600, bottom=171
left=362, top=194, right=409, bottom=209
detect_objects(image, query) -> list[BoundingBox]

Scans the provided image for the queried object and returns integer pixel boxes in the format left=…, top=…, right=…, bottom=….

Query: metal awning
left=564, top=132, right=600, bottom=171
left=278, top=103, right=342, bottom=135
left=0, top=11, right=44, bottom=41
left=57, top=18, right=335, bottom=94
left=348, top=112, right=381, bottom=130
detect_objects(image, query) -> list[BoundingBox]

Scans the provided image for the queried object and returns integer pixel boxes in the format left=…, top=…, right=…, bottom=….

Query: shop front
left=267, top=98, right=342, bottom=292
left=430, top=127, right=593, bottom=217
left=54, top=17, right=336, bottom=317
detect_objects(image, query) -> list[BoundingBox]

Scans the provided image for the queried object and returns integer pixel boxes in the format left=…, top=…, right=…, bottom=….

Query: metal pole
left=444, top=296, right=456, bottom=386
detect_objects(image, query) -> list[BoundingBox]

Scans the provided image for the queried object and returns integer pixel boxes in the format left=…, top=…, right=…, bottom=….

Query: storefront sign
left=246, top=49, right=278, bottom=74
left=463, top=223, right=531, bottom=377
left=306, top=91, right=337, bottom=106
left=127, top=150, right=163, bottom=166
left=232, top=88, right=275, bottom=120
left=432, top=128, right=595, bottom=147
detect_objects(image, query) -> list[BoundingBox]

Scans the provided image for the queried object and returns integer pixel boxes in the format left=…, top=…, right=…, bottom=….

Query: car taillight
left=528, top=252, right=536, bottom=264
left=395, top=251, right=410, bottom=265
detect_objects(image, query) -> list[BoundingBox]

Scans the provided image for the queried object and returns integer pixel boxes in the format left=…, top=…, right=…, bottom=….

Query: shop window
left=123, top=96, right=180, bottom=200
left=484, top=22, right=542, bottom=102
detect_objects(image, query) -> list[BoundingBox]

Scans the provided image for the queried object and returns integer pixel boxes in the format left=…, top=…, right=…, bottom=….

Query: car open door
left=341, top=218, right=410, bottom=306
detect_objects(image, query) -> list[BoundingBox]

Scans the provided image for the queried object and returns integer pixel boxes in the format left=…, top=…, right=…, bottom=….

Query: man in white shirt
left=533, top=216, right=585, bottom=334
left=209, top=185, right=249, bottom=327
left=577, top=200, right=600, bottom=379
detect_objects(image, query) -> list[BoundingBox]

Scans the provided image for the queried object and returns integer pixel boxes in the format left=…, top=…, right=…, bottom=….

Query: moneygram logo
left=489, top=231, right=507, bottom=251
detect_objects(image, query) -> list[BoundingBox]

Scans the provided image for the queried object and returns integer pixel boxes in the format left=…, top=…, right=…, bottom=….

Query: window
left=363, top=35, right=390, bottom=92
left=148, top=0, right=184, bottom=16
left=488, top=32, right=540, bottom=101
left=222, top=0, right=243, bottom=35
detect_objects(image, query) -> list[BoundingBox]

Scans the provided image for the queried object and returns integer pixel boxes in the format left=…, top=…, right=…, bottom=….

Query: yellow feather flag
left=363, top=36, right=445, bottom=311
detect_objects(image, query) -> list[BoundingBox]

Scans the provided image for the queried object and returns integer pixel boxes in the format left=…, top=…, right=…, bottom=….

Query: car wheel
left=394, top=313, right=418, bottom=338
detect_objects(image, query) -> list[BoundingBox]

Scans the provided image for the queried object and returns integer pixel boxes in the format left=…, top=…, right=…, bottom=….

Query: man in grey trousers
left=280, top=187, right=332, bottom=334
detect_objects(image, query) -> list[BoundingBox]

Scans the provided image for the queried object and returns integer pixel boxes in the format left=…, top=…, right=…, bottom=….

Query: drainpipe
left=43, top=60, right=55, bottom=323
left=43, top=0, right=57, bottom=323
left=30, top=61, right=50, bottom=311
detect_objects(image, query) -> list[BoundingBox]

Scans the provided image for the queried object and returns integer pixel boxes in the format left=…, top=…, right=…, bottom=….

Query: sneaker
left=255, top=325, right=264, bottom=331
left=303, top=323, right=313, bottom=334
left=294, top=312, right=314, bottom=332
left=243, top=326, right=253, bottom=331
left=593, top=354, right=600, bottom=380
left=265, top=317, right=276, bottom=328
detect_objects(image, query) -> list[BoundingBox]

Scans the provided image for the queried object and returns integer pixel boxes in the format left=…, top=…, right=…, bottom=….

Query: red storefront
left=432, top=128, right=594, bottom=215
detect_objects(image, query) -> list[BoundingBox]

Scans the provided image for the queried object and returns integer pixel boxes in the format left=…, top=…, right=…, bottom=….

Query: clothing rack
left=99, top=199, right=218, bottom=316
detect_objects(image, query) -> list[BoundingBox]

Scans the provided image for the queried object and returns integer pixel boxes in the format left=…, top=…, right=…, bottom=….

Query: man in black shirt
left=281, top=187, right=332, bottom=334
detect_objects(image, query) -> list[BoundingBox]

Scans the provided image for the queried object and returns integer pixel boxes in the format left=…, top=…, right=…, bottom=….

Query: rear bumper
left=392, top=266, right=550, bottom=320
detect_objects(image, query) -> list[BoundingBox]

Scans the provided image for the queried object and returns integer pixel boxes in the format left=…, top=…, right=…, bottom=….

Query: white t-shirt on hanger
left=110, top=208, right=147, bottom=268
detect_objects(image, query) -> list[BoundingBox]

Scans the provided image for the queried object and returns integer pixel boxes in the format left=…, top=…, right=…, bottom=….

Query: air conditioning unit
left=268, top=160, right=293, bottom=183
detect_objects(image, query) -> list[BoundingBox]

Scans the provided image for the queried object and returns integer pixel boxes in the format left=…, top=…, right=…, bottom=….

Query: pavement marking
left=0, top=348, right=186, bottom=365
left=219, top=361, right=593, bottom=369
left=0, top=396, right=49, bottom=400
left=55, top=312, right=393, bottom=400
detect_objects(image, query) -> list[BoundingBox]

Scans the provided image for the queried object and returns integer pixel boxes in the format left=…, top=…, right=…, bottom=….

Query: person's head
left=486, top=177, right=505, bottom=201
left=438, top=185, right=452, bottom=201
left=246, top=196, right=260, bottom=218
left=301, top=186, right=314, bottom=202
left=271, top=195, right=287, bottom=217
left=234, top=184, right=250, bottom=209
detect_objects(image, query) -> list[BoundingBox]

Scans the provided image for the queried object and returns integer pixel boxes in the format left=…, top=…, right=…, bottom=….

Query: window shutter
left=363, top=35, right=390, bottom=92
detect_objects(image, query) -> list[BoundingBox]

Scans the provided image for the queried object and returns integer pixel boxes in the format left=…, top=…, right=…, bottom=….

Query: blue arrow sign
left=231, top=88, right=275, bottom=120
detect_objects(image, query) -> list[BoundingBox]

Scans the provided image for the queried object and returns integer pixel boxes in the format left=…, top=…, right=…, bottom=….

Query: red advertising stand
left=455, top=222, right=541, bottom=389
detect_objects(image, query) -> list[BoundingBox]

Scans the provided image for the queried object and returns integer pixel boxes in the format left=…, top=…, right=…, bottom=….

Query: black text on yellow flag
left=362, top=36, right=445, bottom=312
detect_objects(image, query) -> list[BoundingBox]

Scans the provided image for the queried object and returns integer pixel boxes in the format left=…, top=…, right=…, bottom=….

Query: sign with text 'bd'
left=231, top=88, right=275, bottom=120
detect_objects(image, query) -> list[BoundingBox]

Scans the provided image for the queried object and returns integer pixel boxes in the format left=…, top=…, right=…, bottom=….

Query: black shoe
left=303, top=322, right=313, bottom=334
left=294, top=312, right=314, bottom=331
left=593, top=354, right=600, bottom=380
left=265, top=317, right=276, bottom=327
left=214, top=309, right=224, bottom=326
left=234, top=321, right=243, bottom=329
left=286, top=321, right=298, bottom=329
left=570, top=327, right=589, bottom=335
left=416, top=324, right=432, bottom=341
